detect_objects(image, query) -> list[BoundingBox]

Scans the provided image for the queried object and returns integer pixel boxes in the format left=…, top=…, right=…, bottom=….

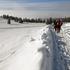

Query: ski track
left=49, top=26, right=65, bottom=70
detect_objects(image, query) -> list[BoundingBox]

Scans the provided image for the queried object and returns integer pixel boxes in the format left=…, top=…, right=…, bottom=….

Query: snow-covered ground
left=0, top=18, right=49, bottom=70
left=0, top=18, right=70, bottom=70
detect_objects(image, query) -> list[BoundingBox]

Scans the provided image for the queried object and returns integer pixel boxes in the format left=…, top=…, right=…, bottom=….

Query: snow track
left=39, top=25, right=68, bottom=70
left=49, top=26, right=66, bottom=70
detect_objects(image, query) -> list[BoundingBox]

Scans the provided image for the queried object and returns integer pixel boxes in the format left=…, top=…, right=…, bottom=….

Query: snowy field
left=0, top=18, right=48, bottom=70
left=0, top=18, right=70, bottom=70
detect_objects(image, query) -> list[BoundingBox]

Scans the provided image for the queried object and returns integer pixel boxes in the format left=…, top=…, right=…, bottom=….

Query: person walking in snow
left=54, top=18, right=63, bottom=33
left=54, top=19, right=57, bottom=31
left=7, top=18, right=11, bottom=24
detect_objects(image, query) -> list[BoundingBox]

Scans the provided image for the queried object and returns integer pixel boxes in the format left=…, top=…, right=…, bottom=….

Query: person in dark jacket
left=7, top=18, right=11, bottom=24
left=54, top=18, right=63, bottom=33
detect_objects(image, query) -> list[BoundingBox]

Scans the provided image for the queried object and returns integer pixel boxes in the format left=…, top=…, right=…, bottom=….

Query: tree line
left=2, top=14, right=70, bottom=24
left=46, top=17, right=70, bottom=25
left=2, top=14, right=45, bottom=23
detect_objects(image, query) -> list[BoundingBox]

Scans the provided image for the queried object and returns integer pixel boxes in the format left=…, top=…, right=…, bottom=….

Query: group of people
left=53, top=18, right=63, bottom=33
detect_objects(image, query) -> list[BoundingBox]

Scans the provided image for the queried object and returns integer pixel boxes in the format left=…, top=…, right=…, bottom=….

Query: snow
left=0, top=18, right=70, bottom=70
left=0, top=18, right=48, bottom=70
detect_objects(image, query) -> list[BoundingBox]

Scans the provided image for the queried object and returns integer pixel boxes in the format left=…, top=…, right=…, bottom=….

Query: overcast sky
left=0, top=0, right=70, bottom=18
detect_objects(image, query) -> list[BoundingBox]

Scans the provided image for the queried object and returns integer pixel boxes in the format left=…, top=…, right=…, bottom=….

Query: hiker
left=7, top=18, right=11, bottom=24
left=46, top=18, right=52, bottom=24
left=54, top=18, right=63, bottom=33
left=54, top=19, right=57, bottom=31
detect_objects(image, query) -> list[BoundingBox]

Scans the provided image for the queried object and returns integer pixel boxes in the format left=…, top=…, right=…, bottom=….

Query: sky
left=0, top=0, right=70, bottom=18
